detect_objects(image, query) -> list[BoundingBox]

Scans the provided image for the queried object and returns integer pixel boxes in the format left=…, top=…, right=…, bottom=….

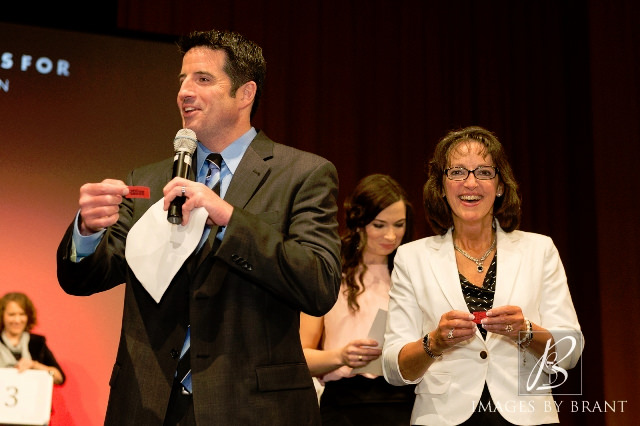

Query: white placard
left=351, top=309, right=387, bottom=376
left=0, top=368, right=53, bottom=426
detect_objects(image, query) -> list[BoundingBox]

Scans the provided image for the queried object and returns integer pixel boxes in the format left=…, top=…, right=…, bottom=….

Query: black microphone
left=167, top=128, right=198, bottom=224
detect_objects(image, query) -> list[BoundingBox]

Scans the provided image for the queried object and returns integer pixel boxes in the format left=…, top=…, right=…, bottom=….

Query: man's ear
left=239, top=81, right=257, bottom=107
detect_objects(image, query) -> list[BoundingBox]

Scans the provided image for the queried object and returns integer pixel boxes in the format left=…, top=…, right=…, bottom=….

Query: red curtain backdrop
left=1, top=1, right=637, bottom=425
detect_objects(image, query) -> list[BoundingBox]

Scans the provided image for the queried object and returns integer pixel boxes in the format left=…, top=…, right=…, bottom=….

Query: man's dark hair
left=177, top=29, right=266, bottom=118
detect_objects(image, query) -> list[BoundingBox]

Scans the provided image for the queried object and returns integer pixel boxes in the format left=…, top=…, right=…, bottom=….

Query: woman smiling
left=382, top=126, right=583, bottom=425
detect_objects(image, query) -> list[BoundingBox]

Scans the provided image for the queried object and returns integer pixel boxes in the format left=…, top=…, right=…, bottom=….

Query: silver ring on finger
left=447, top=328, right=455, bottom=339
left=505, top=324, right=513, bottom=333
left=181, top=186, right=186, bottom=196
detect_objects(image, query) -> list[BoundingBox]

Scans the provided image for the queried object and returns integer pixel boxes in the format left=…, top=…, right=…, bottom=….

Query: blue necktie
left=197, top=153, right=223, bottom=251
left=178, top=153, right=223, bottom=394
left=177, top=327, right=192, bottom=393
left=205, top=153, right=223, bottom=193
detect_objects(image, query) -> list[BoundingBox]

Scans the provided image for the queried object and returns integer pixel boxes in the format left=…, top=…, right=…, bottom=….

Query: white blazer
left=382, top=224, right=583, bottom=425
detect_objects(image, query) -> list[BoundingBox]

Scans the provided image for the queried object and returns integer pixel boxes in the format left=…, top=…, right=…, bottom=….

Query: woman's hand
left=397, top=310, right=474, bottom=381
left=481, top=305, right=525, bottom=340
left=430, top=310, right=476, bottom=354
left=341, top=338, right=382, bottom=368
left=15, top=359, right=64, bottom=385
left=14, top=357, right=34, bottom=372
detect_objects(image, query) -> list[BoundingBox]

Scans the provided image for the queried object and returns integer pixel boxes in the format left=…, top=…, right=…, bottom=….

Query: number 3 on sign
left=3, top=385, right=18, bottom=407
left=0, top=368, right=53, bottom=426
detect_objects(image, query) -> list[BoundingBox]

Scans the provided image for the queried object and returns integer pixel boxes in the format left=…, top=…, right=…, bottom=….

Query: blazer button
left=170, top=349, right=180, bottom=359
left=479, top=351, right=488, bottom=359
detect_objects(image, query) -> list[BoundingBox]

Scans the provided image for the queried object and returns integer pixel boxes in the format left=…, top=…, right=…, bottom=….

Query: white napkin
left=125, top=198, right=208, bottom=303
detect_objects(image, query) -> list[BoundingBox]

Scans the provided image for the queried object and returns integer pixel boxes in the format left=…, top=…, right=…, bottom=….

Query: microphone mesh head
left=173, top=128, right=198, bottom=153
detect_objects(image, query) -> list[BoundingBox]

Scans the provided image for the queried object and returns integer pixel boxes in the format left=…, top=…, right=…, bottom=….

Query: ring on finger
left=181, top=186, right=186, bottom=196
left=358, top=355, right=362, bottom=361
left=447, top=328, right=454, bottom=339
left=505, top=324, right=513, bottom=333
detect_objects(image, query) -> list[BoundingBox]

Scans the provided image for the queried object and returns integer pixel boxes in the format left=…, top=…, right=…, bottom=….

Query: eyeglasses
left=444, top=166, right=499, bottom=181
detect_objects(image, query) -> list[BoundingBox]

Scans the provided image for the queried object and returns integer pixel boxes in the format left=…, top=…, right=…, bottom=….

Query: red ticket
left=472, top=311, right=487, bottom=324
left=125, top=186, right=150, bottom=199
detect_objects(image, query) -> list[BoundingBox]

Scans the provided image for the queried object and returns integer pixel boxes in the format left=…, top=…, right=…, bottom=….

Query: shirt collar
left=195, top=127, right=257, bottom=178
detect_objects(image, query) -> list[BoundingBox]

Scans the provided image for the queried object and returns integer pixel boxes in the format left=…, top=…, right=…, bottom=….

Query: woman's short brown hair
left=423, top=126, right=521, bottom=235
left=0, top=292, right=37, bottom=332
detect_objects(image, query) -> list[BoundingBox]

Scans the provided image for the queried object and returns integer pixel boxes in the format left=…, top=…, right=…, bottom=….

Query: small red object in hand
left=125, top=186, right=150, bottom=199
left=472, top=311, right=487, bottom=324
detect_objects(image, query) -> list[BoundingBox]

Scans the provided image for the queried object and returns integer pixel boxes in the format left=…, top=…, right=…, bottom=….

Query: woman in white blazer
left=382, top=126, right=583, bottom=425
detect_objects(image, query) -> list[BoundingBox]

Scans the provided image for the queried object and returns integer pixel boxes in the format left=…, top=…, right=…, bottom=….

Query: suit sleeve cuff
left=71, top=211, right=105, bottom=262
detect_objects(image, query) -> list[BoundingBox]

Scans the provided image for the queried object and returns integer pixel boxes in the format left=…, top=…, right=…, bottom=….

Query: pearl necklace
left=453, top=237, right=497, bottom=273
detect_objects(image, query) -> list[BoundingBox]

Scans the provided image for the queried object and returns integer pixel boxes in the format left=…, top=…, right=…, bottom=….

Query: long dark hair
left=342, top=174, right=413, bottom=312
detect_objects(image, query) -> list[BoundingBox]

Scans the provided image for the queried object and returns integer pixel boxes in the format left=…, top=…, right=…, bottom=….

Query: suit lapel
left=195, top=132, right=271, bottom=270
left=493, top=226, right=522, bottom=308
left=428, top=230, right=469, bottom=312
left=224, top=132, right=271, bottom=209
left=485, top=226, right=522, bottom=346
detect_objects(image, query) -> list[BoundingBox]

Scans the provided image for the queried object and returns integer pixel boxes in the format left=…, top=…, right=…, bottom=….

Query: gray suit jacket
left=57, top=131, right=341, bottom=425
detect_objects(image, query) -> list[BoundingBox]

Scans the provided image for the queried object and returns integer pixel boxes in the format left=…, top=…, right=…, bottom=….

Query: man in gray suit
left=56, top=29, right=341, bottom=425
